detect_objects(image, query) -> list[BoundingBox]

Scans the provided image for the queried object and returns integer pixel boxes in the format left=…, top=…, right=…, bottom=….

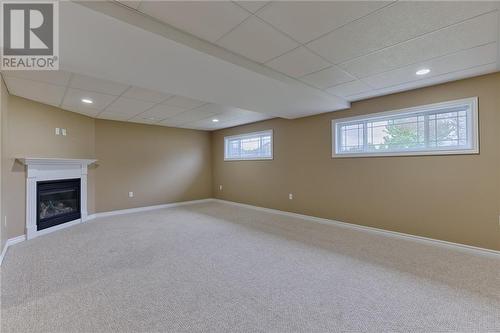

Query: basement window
left=224, top=130, right=273, bottom=161
left=332, top=97, right=479, bottom=158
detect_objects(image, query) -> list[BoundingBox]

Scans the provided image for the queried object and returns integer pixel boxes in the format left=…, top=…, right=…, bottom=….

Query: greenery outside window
left=332, top=97, right=479, bottom=157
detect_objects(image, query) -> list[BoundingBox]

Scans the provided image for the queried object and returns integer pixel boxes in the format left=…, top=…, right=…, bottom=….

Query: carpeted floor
left=1, top=201, right=499, bottom=332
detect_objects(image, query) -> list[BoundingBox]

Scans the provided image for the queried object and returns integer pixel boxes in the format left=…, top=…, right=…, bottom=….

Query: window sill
left=224, top=157, right=274, bottom=161
left=332, top=148, right=479, bottom=158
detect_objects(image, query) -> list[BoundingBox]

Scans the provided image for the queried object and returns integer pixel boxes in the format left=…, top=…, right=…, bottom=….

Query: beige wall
left=3, top=96, right=96, bottom=240
left=1, top=96, right=213, bottom=241
left=2, top=73, right=499, bottom=251
left=94, top=120, right=212, bottom=212
left=212, top=73, right=500, bottom=251
left=0, top=76, right=8, bottom=250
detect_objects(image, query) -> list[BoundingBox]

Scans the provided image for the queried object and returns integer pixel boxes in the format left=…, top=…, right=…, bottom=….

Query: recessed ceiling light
left=416, top=68, right=430, bottom=76
left=81, top=98, right=93, bottom=104
left=212, top=118, right=219, bottom=123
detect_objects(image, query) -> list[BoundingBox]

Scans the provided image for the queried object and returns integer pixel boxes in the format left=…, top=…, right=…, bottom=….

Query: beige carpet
left=1, top=201, right=499, bottom=332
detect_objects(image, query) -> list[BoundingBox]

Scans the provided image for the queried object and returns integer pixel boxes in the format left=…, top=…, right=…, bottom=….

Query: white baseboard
left=2, top=197, right=497, bottom=266
left=0, top=235, right=27, bottom=266
left=87, top=198, right=215, bottom=219
left=213, top=199, right=500, bottom=258
left=0, top=198, right=215, bottom=266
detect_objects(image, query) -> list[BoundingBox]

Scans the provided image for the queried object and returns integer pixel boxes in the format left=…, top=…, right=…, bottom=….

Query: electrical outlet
left=289, top=193, right=293, bottom=200
left=128, top=192, right=134, bottom=198
left=61, top=128, right=67, bottom=136
left=3, top=216, right=6, bottom=228
left=219, top=185, right=223, bottom=191
left=55, top=127, right=60, bottom=135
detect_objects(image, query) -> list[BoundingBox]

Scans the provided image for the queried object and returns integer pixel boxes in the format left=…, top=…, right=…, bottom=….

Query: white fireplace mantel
left=17, top=158, right=97, bottom=239
left=18, top=157, right=97, bottom=166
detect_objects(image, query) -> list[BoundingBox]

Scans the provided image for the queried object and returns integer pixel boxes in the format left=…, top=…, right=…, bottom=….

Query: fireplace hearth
left=37, top=179, right=81, bottom=231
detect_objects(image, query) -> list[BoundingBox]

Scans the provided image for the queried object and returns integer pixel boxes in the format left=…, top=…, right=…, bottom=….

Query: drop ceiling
left=2, top=1, right=500, bottom=131
left=1, top=70, right=272, bottom=130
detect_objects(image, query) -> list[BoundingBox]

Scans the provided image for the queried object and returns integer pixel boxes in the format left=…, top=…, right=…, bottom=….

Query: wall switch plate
left=219, top=185, right=223, bottom=191
left=61, top=128, right=67, bottom=136
left=4, top=216, right=6, bottom=228
left=289, top=193, right=293, bottom=200
left=128, top=192, right=134, bottom=198
left=55, top=128, right=60, bottom=135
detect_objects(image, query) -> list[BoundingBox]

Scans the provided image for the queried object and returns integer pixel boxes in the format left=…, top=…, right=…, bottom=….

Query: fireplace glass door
left=37, top=179, right=81, bottom=231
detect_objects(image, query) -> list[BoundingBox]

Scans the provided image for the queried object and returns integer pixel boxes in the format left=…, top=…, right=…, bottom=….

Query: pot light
left=81, top=98, right=93, bottom=104
left=212, top=118, right=219, bottom=123
left=416, top=68, right=430, bottom=76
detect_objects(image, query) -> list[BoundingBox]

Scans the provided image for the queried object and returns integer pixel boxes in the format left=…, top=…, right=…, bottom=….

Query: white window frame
left=332, top=97, right=479, bottom=158
left=224, top=129, right=273, bottom=161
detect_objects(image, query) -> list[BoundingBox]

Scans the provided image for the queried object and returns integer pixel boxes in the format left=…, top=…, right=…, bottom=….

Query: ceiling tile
left=236, top=113, right=272, bottom=123
left=218, top=109, right=270, bottom=122
left=63, top=88, right=117, bottom=111
left=348, top=62, right=498, bottom=102
left=138, top=1, right=250, bottom=42
left=128, top=116, right=161, bottom=125
left=162, top=95, right=206, bottom=109
left=70, top=74, right=129, bottom=95
left=176, top=124, right=213, bottom=131
left=210, top=111, right=250, bottom=123
left=217, top=16, right=299, bottom=63
left=307, top=1, right=499, bottom=64
left=1, top=70, right=72, bottom=86
left=257, top=1, right=390, bottom=44
left=185, top=104, right=263, bottom=122
left=182, top=125, right=216, bottom=131
left=122, top=86, right=173, bottom=103
left=191, top=103, right=238, bottom=115
left=340, top=12, right=498, bottom=78
left=326, top=80, right=373, bottom=98
left=266, top=46, right=331, bottom=78
left=192, top=116, right=271, bottom=131
left=363, top=43, right=498, bottom=89
left=4, top=77, right=66, bottom=107
left=61, top=104, right=101, bottom=118
left=178, top=104, right=241, bottom=122
left=97, top=113, right=131, bottom=121
left=187, top=118, right=226, bottom=130
left=189, top=106, right=271, bottom=130
left=158, top=118, right=189, bottom=127
left=224, top=115, right=270, bottom=127
left=167, top=104, right=220, bottom=123
left=300, top=66, right=355, bottom=89
left=105, top=97, right=156, bottom=116
left=139, top=104, right=187, bottom=120
left=235, top=1, right=269, bottom=13
left=115, top=1, right=141, bottom=10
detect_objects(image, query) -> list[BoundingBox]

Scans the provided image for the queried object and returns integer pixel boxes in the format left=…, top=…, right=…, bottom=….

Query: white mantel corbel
left=17, top=158, right=97, bottom=239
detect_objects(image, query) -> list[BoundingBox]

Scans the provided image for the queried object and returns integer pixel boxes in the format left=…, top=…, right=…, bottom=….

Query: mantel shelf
left=17, top=158, right=97, bottom=166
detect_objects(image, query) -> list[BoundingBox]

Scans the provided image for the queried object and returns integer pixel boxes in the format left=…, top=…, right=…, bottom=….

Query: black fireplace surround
left=37, top=178, right=81, bottom=231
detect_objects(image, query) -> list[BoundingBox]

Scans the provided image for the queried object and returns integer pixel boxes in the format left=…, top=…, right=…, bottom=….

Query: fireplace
left=18, top=158, right=96, bottom=239
left=37, top=179, right=81, bottom=231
